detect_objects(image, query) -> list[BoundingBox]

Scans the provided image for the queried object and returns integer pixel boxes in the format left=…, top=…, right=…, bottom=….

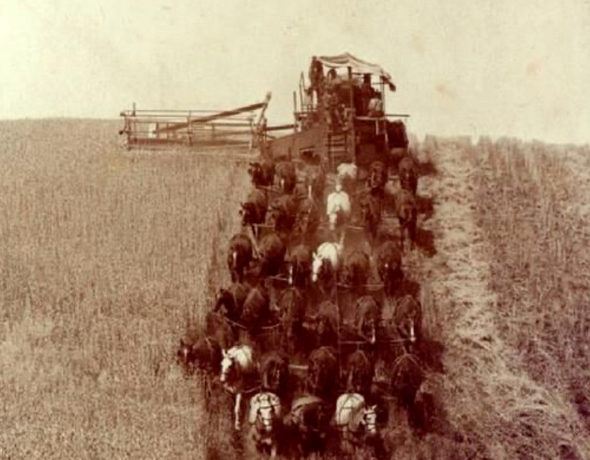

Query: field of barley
left=1, top=120, right=589, bottom=459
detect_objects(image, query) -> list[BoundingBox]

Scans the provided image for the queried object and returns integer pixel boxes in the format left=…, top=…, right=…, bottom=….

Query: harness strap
left=204, top=336, right=215, bottom=369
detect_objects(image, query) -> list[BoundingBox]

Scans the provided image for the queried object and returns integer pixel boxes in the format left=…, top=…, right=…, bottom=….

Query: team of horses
left=177, top=152, right=430, bottom=458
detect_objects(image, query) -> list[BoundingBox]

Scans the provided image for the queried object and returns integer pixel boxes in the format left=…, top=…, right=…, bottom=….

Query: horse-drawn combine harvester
left=130, top=54, right=431, bottom=458
left=120, top=52, right=409, bottom=170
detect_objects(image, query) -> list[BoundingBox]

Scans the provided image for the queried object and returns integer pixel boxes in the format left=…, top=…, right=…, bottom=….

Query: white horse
left=334, top=393, right=378, bottom=454
left=248, top=392, right=282, bottom=458
left=326, top=183, right=351, bottom=247
left=337, top=162, right=357, bottom=186
left=220, top=344, right=257, bottom=430
left=312, top=241, right=343, bottom=283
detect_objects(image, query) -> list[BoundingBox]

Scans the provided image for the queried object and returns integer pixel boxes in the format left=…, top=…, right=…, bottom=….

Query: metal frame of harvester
left=119, top=93, right=272, bottom=151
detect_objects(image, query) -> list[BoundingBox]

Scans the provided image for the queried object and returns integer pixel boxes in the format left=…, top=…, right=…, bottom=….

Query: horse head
left=395, top=296, right=422, bottom=347
left=251, top=393, right=281, bottom=434
left=397, top=315, right=417, bottom=345
left=360, top=405, right=378, bottom=437
left=278, top=289, right=304, bottom=348
left=297, top=197, right=318, bottom=232
left=248, top=162, right=262, bottom=183
left=220, top=348, right=239, bottom=388
left=328, top=209, right=340, bottom=231
left=391, top=353, right=424, bottom=408
left=311, top=253, right=322, bottom=282
left=240, top=202, right=252, bottom=225
left=355, top=297, right=380, bottom=345
left=368, top=161, right=386, bottom=190
left=397, top=191, right=416, bottom=224
left=215, top=288, right=230, bottom=315
left=363, top=317, right=378, bottom=345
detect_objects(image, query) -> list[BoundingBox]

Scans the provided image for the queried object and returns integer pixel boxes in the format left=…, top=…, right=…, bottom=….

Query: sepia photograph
left=1, top=1, right=590, bottom=459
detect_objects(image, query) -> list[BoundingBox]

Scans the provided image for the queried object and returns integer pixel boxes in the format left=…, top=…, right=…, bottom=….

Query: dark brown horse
left=277, top=286, right=307, bottom=355
left=241, top=283, right=272, bottom=335
left=214, top=282, right=250, bottom=324
left=248, top=158, right=275, bottom=189
left=391, top=352, right=424, bottom=410
left=393, top=294, right=423, bottom=349
left=269, top=195, right=298, bottom=236
left=376, top=240, right=403, bottom=297
left=286, top=244, right=312, bottom=289
left=205, top=311, right=237, bottom=351
left=342, top=249, right=371, bottom=294
left=306, top=164, right=326, bottom=203
left=306, top=346, right=339, bottom=401
left=358, top=189, right=383, bottom=247
left=395, top=189, right=417, bottom=252
left=294, top=195, right=321, bottom=244
left=227, top=233, right=253, bottom=282
left=344, top=350, right=375, bottom=396
left=260, top=350, right=291, bottom=400
left=398, top=155, right=418, bottom=195
left=176, top=332, right=223, bottom=376
left=258, top=232, right=286, bottom=278
left=315, top=300, right=339, bottom=349
left=367, top=160, right=388, bottom=192
left=354, top=295, right=381, bottom=346
left=288, top=395, right=331, bottom=458
left=240, top=188, right=268, bottom=238
left=276, top=161, right=297, bottom=195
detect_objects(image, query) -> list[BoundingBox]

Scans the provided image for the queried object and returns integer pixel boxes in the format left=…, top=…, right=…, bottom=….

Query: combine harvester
left=119, top=52, right=410, bottom=174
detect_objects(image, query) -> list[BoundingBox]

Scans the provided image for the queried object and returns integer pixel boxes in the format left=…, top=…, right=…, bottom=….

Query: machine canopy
left=317, top=52, right=396, bottom=90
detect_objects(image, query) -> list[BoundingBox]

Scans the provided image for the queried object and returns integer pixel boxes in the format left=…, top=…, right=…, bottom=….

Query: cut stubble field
left=1, top=120, right=590, bottom=459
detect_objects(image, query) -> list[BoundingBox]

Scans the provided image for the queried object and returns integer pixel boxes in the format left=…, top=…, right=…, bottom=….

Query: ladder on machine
left=326, top=131, right=351, bottom=171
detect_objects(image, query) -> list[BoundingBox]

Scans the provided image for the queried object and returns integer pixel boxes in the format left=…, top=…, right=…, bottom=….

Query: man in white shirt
left=367, top=92, right=384, bottom=118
